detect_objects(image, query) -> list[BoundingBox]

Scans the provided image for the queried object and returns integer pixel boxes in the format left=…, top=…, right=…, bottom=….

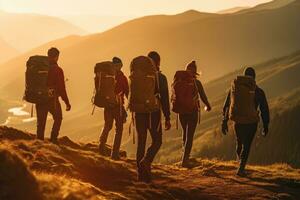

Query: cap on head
left=244, top=67, right=256, bottom=79
left=186, top=60, right=199, bottom=75
left=148, top=51, right=161, bottom=68
left=112, top=56, right=123, bottom=67
left=47, top=47, right=60, bottom=58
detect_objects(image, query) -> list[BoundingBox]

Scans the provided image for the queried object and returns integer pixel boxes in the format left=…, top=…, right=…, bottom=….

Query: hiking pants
left=100, top=106, right=125, bottom=157
left=179, top=112, right=199, bottom=162
left=135, top=111, right=162, bottom=167
left=36, top=99, right=62, bottom=140
left=234, top=123, right=258, bottom=166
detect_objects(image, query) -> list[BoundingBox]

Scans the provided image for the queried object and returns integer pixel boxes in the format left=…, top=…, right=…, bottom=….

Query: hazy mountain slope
left=238, top=0, right=296, bottom=13
left=218, top=6, right=250, bottom=14
left=61, top=15, right=135, bottom=33
left=0, top=10, right=218, bottom=104
left=0, top=0, right=299, bottom=109
left=0, top=38, right=19, bottom=63
left=1, top=126, right=299, bottom=200
left=0, top=11, right=86, bottom=52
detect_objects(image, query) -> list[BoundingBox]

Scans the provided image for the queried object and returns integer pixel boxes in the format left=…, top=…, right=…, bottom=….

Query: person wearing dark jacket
left=180, top=61, right=211, bottom=167
left=36, top=47, right=71, bottom=144
left=99, top=57, right=129, bottom=160
left=136, top=51, right=171, bottom=183
left=222, top=67, right=270, bottom=176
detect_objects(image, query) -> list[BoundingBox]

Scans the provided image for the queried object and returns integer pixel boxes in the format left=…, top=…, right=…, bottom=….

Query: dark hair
left=244, top=67, right=256, bottom=79
left=148, top=51, right=160, bottom=66
left=47, top=47, right=60, bottom=58
left=112, top=57, right=122, bottom=65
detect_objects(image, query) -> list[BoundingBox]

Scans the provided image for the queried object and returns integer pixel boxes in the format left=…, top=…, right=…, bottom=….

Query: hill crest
left=1, top=126, right=299, bottom=200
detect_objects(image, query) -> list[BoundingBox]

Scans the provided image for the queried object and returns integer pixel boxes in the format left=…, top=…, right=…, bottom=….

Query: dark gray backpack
left=24, top=56, right=50, bottom=104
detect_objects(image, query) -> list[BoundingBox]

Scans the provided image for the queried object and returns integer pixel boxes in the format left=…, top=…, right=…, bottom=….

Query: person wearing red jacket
left=36, top=47, right=71, bottom=144
left=99, top=57, right=129, bottom=160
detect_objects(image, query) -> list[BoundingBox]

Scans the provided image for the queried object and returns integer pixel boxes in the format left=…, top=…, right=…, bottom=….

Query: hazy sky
left=0, top=0, right=272, bottom=16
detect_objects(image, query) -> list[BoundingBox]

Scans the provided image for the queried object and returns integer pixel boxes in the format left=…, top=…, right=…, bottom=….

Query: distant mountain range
left=0, top=10, right=86, bottom=52
left=60, top=15, right=135, bottom=33
left=218, top=6, right=250, bottom=14
left=0, top=38, right=18, bottom=64
left=1, top=0, right=299, bottom=105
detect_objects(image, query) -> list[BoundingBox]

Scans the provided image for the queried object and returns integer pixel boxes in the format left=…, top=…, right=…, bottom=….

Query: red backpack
left=171, top=71, right=199, bottom=114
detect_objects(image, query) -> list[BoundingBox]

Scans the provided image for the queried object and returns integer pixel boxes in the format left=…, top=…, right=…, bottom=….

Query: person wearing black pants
left=136, top=111, right=162, bottom=168
left=180, top=61, right=211, bottom=167
left=135, top=51, right=171, bottom=182
left=222, top=67, right=270, bottom=176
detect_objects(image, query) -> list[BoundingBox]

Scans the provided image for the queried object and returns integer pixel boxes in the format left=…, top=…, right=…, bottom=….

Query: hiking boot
left=236, top=168, right=247, bottom=177
left=236, top=162, right=246, bottom=177
left=138, top=159, right=151, bottom=183
left=181, top=158, right=192, bottom=168
left=50, top=138, right=59, bottom=145
left=98, top=143, right=106, bottom=156
left=111, top=154, right=121, bottom=161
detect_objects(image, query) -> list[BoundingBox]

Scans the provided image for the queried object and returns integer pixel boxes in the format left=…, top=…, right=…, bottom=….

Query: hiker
left=35, top=47, right=71, bottom=143
left=129, top=52, right=171, bottom=183
left=98, top=57, right=129, bottom=160
left=171, top=60, right=211, bottom=168
left=222, top=67, right=270, bottom=176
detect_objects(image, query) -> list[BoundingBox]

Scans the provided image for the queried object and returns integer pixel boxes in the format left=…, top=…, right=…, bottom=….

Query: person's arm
left=221, top=90, right=231, bottom=135
left=57, top=68, right=70, bottom=107
left=258, top=89, right=270, bottom=133
left=223, top=91, right=231, bottom=122
left=196, top=80, right=211, bottom=110
left=159, top=74, right=171, bottom=121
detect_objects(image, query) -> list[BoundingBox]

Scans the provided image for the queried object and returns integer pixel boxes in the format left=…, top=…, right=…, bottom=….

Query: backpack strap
left=194, top=79, right=201, bottom=124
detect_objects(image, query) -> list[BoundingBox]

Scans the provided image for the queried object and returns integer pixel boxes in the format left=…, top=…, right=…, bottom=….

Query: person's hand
left=263, top=125, right=269, bottom=137
left=221, top=120, right=228, bottom=135
left=165, top=120, right=171, bottom=131
left=205, top=104, right=212, bottom=112
left=66, top=104, right=71, bottom=111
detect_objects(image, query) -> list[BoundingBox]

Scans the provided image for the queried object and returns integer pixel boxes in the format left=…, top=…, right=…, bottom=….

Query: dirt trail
left=0, top=126, right=299, bottom=200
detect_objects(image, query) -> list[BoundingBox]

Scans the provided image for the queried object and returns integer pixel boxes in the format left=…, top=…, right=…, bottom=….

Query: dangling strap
left=91, top=105, right=96, bottom=115
left=31, top=104, right=34, bottom=118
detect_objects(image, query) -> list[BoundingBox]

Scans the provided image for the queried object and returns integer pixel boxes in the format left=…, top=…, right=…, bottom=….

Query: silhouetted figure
left=129, top=52, right=171, bottom=183
left=98, top=57, right=129, bottom=160
left=172, top=61, right=211, bottom=168
left=36, top=47, right=71, bottom=143
left=222, top=67, right=270, bottom=176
